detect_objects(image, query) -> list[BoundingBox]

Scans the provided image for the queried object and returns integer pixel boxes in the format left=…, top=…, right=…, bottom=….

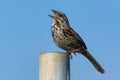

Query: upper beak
left=51, top=9, right=58, bottom=13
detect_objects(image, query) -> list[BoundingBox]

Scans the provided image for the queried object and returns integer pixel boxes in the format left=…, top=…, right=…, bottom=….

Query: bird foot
left=66, top=51, right=73, bottom=59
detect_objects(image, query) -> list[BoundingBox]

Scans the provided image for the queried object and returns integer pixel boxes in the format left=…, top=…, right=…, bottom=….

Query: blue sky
left=0, top=0, right=120, bottom=80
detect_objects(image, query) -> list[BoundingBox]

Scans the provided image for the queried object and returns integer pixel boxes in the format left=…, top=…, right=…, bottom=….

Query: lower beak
left=48, top=15, right=55, bottom=19
left=48, top=15, right=53, bottom=17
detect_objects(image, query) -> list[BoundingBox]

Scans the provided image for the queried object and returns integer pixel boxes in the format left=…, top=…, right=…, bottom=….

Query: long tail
left=81, top=50, right=105, bottom=73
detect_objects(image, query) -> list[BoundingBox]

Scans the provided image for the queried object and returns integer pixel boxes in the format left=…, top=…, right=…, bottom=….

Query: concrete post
left=39, top=52, right=70, bottom=80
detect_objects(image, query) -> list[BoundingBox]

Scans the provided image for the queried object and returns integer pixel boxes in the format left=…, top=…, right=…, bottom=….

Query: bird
left=48, top=9, right=105, bottom=73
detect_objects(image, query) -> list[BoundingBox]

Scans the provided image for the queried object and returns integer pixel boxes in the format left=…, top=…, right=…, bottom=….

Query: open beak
left=48, top=9, right=58, bottom=18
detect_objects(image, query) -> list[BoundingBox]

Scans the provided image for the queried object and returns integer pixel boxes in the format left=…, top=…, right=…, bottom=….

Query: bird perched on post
left=48, top=9, right=105, bottom=73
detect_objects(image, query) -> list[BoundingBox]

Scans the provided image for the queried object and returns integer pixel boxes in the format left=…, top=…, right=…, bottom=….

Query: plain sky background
left=0, top=0, right=120, bottom=80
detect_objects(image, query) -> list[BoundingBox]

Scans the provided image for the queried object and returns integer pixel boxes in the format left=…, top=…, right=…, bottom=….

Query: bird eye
left=59, top=14, right=62, bottom=17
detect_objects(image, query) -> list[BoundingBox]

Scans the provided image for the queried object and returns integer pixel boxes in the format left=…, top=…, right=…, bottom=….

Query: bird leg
left=66, top=48, right=80, bottom=59
left=67, top=48, right=80, bottom=53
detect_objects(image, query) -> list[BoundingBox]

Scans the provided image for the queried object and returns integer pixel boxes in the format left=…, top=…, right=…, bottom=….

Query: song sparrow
left=48, top=9, right=105, bottom=73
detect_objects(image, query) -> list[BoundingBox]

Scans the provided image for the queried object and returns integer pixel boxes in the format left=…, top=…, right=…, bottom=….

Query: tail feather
left=81, top=50, right=105, bottom=73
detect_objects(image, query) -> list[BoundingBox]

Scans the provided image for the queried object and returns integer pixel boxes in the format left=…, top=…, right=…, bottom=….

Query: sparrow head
left=48, top=9, right=69, bottom=25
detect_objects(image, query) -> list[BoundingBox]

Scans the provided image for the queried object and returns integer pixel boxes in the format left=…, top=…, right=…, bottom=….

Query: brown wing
left=69, top=27, right=87, bottom=49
